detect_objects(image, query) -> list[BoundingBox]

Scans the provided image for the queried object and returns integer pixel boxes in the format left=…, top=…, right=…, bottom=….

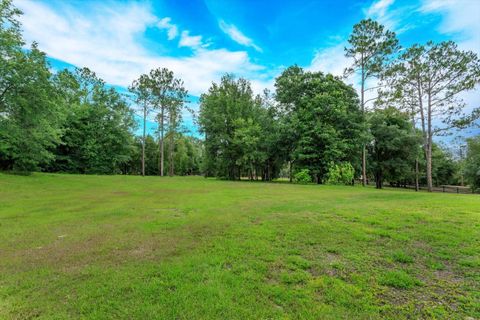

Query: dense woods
left=1, top=0, right=479, bottom=191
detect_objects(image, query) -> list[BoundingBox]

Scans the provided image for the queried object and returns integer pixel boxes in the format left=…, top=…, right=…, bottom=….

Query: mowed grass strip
left=0, top=173, right=479, bottom=319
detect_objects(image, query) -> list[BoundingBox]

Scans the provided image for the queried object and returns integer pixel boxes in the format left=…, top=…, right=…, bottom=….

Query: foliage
left=368, top=107, right=421, bottom=188
left=464, top=136, right=480, bottom=191
left=325, top=162, right=354, bottom=185
left=344, top=18, right=400, bottom=186
left=126, top=133, right=203, bottom=176
left=46, top=68, right=135, bottom=174
left=0, top=1, right=64, bottom=172
left=344, top=19, right=400, bottom=84
left=275, top=66, right=366, bottom=183
left=148, top=68, right=188, bottom=176
left=430, top=144, right=458, bottom=186
left=0, top=0, right=475, bottom=190
left=383, top=41, right=480, bottom=191
left=199, top=75, right=283, bottom=180
left=294, top=169, right=311, bottom=184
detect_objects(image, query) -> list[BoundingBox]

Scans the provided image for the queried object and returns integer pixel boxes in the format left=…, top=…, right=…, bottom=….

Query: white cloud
left=420, top=0, right=480, bottom=117
left=367, top=0, right=395, bottom=18
left=157, top=17, right=178, bottom=40
left=420, top=0, right=480, bottom=54
left=14, top=0, right=268, bottom=97
left=219, top=20, right=262, bottom=52
left=365, top=0, right=414, bottom=34
left=307, top=43, right=350, bottom=78
left=178, top=30, right=203, bottom=48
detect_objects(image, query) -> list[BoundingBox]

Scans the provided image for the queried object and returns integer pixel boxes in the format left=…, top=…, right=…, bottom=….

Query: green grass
left=0, top=173, right=479, bottom=319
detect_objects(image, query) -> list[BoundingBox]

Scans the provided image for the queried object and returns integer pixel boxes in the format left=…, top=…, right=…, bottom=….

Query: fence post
left=457, top=187, right=459, bottom=194
left=442, top=186, right=445, bottom=193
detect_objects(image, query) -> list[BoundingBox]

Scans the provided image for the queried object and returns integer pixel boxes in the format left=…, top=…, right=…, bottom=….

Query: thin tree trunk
left=361, top=57, right=367, bottom=186
left=426, top=90, right=433, bottom=192
left=410, top=104, right=419, bottom=192
left=168, top=132, right=174, bottom=176
left=415, top=158, right=419, bottom=191
left=415, top=74, right=430, bottom=191
left=142, top=102, right=146, bottom=177
left=168, top=111, right=175, bottom=177
left=375, top=170, right=382, bottom=189
left=289, top=160, right=293, bottom=183
left=159, top=106, right=164, bottom=177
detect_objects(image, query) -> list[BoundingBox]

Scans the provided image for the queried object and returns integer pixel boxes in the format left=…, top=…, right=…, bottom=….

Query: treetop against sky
left=15, top=0, right=480, bottom=137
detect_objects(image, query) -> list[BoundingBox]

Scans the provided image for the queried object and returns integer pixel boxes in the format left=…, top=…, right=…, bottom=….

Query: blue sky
left=15, top=0, right=480, bottom=140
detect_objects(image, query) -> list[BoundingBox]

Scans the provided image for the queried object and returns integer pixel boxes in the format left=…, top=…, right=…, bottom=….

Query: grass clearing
left=0, top=173, right=479, bottom=319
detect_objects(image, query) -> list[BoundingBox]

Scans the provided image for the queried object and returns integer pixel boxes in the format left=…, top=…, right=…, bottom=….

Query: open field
left=0, top=173, right=479, bottom=319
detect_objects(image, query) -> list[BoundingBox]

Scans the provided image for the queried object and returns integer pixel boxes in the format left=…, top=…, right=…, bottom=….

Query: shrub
left=325, top=162, right=355, bottom=185
left=294, top=169, right=311, bottom=184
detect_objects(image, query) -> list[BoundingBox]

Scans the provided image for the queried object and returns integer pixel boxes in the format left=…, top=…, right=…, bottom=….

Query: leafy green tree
left=48, top=68, right=135, bottom=174
left=386, top=41, right=480, bottom=191
left=166, top=134, right=203, bottom=176
left=345, top=18, right=400, bottom=186
left=464, top=136, right=480, bottom=191
left=0, top=45, right=64, bottom=172
left=0, top=1, right=64, bottom=172
left=368, top=107, right=421, bottom=188
left=430, top=144, right=458, bottom=186
left=126, top=134, right=159, bottom=175
left=148, top=68, right=187, bottom=176
left=276, top=66, right=366, bottom=184
left=199, top=74, right=256, bottom=180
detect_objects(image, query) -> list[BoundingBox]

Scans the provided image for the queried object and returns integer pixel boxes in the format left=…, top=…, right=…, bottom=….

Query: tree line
left=198, top=19, right=480, bottom=191
left=1, top=0, right=479, bottom=191
left=0, top=0, right=200, bottom=176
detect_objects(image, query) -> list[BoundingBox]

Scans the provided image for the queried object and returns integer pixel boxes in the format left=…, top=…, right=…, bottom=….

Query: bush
left=294, top=169, right=311, bottom=184
left=325, top=162, right=354, bottom=185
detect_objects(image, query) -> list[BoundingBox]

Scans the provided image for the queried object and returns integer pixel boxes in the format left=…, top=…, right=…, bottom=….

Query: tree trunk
left=142, top=102, right=146, bottom=177
left=426, top=91, right=433, bottom=192
left=168, top=132, right=174, bottom=176
left=168, top=111, right=175, bottom=177
left=410, top=106, right=419, bottom=192
left=361, top=57, right=367, bottom=187
left=289, top=161, right=293, bottom=183
left=159, top=106, right=164, bottom=176
left=415, top=158, right=419, bottom=191
left=426, top=143, right=433, bottom=191
left=375, top=170, right=382, bottom=189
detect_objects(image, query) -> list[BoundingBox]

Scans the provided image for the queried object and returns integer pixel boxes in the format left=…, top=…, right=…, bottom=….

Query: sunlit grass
left=0, top=173, right=479, bottom=319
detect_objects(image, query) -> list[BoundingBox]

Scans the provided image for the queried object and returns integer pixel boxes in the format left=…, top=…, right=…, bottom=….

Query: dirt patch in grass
left=111, top=191, right=130, bottom=196
left=3, top=221, right=221, bottom=275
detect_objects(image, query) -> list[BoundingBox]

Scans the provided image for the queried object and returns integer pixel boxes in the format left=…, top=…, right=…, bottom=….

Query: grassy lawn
left=0, top=173, right=479, bottom=319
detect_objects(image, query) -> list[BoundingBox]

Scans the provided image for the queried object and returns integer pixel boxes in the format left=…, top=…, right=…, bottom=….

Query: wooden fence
left=388, top=184, right=478, bottom=194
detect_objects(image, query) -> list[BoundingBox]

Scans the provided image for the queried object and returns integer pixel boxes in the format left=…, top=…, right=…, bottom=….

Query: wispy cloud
left=420, top=0, right=480, bottom=54
left=366, top=0, right=395, bottom=18
left=157, top=17, right=178, bottom=40
left=365, top=0, right=414, bottom=34
left=420, top=0, right=480, bottom=115
left=178, top=30, right=203, bottom=48
left=307, top=43, right=349, bottom=78
left=14, top=0, right=268, bottom=97
left=219, top=20, right=262, bottom=52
